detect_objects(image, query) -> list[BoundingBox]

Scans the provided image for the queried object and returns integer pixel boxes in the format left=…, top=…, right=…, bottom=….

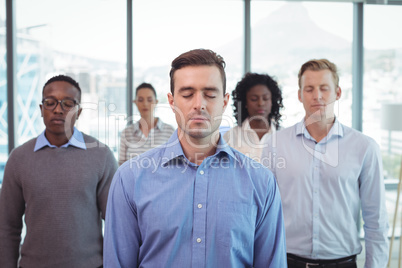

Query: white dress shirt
left=261, top=119, right=389, bottom=268
left=223, top=117, right=277, bottom=162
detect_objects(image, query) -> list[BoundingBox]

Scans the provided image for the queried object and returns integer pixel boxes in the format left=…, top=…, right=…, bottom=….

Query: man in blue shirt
left=262, top=59, right=389, bottom=268
left=104, top=49, right=287, bottom=267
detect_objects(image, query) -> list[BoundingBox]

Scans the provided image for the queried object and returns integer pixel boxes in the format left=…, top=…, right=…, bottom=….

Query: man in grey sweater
left=0, top=75, right=118, bottom=268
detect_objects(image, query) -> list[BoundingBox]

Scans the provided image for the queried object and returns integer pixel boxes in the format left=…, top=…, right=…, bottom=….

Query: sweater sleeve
left=97, top=146, right=118, bottom=220
left=0, top=151, right=26, bottom=268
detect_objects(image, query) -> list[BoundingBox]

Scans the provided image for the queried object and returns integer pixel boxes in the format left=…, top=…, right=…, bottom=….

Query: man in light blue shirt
left=104, top=49, right=287, bottom=267
left=262, top=59, right=389, bottom=268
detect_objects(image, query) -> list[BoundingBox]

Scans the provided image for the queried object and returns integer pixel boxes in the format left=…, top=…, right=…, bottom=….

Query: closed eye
left=205, top=94, right=216, bottom=99
left=182, top=93, right=193, bottom=98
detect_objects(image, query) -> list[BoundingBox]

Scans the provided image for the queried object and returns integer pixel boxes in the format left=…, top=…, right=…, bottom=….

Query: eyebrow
left=177, top=87, right=220, bottom=93
left=203, top=87, right=219, bottom=93
left=43, top=96, right=76, bottom=101
left=177, top=87, right=195, bottom=94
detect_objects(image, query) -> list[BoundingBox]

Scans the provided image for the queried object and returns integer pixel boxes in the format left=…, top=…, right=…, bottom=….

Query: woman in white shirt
left=119, top=83, right=175, bottom=165
left=224, top=73, right=283, bottom=162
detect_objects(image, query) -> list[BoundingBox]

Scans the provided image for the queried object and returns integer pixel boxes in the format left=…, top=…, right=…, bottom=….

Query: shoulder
left=341, top=124, right=378, bottom=146
left=265, top=123, right=297, bottom=146
left=8, top=137, right=37, bottom=158
left=82, top=133, right=116, bottom=156
left=340, top=124, right=380, bottom=153
left=223, top=125, right=241, bottom=139
left=117, top=145, right=164, bottom=178
left=160, top=120, right=175, bottom=132
left=121, top=124, right=135, bottom=135
left=276, top=124, right=297, bottom=135
left=229, top=147, right=274, bottom=177
left=121, top=144, right=164, bottom=166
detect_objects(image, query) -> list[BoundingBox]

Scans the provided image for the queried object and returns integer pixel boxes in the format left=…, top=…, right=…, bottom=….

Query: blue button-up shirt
left=34, top=127, right=86, bottom=151
left=104, top=131, right=287, bottom=267
left=262, top=119, right=389, bottom=268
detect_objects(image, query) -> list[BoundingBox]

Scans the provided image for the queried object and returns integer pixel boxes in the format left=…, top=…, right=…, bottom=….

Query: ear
left=39, top=104, right=44, bottom=117
left=335, top=86, right=342, bottom=100
left=77, top=107, right=83, bottom=120
left=222, top=93, right=230, bottom=112
left=167, top=93, right=175, bottom=112
left=298, top=89, right=302, bottom=103
left=155, top=99, right=159, bottom=105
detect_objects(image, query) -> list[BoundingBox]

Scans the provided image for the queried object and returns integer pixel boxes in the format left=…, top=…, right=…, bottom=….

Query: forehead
left=173, top=65, right=223, bottom=93
left=43, top=81, right=80, bottom=99
left=136, top=88, right=155, bottom=97
left=247, top=84, right=271, bottom=96
left=301, top=69, right=335, bottom=87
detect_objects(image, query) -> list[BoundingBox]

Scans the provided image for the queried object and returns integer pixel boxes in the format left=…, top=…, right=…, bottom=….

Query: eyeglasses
left=42, top=98, right=79, bottom=111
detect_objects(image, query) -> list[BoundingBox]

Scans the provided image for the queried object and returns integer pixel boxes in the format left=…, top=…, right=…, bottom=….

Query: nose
left=258, top=98, right=265, bottom=106
left=193, top=92, right=206, bottom=111
left=312, top=88, right=322, bottom=100
left=53, top=101, right=64, bottom=113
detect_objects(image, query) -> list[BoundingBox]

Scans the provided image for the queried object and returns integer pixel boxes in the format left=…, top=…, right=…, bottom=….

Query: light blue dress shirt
left=104, top=130, right=287, bottom=267
left=34, top=127, right=86, bottom=151
left=261, top=119, right=389, bottom=268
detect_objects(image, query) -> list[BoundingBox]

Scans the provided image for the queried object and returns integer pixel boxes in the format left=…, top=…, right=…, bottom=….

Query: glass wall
left=363, top=5, right=402, bottom=243
left=132, top=0, right=244, bottom=129
left=0, top=0, right=6, bottom=184
left=251, top=1, right=353, bottom=128
left=14, top=0, right=127, bottom=156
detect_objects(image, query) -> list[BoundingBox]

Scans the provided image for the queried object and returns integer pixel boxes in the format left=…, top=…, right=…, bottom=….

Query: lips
left=311, top=104, right=325, bottom=108
left=50, top=118, right=65, bottom=124
left=190, top=116, right=208, bottom=122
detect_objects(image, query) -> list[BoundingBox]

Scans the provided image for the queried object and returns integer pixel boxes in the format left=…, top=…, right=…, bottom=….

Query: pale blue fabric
left=34, top=127, right=86, bottom=151
left=261, top=119, right=389, bottom=268
left=104, top=130, right=287, bottom=268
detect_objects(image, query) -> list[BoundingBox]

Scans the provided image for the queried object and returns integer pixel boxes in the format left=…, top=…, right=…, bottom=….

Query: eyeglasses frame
left=41, top=97, right=80, bottom=111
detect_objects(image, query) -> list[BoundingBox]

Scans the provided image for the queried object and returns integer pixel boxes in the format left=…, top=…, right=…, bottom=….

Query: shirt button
left=196, top=238, right=202, bottom=243
left=200, top=170, right=204, bottom=175
left=197, top=204, right=203, bottom=209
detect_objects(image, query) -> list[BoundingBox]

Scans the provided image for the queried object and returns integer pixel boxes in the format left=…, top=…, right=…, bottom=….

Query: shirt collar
left=295, top=117, right=343, bottom=140
left=34, top=127, right=87, bottom=152
left=161, top=130, right=237, bottom=167
left=242, top=117, right=276, bottom=134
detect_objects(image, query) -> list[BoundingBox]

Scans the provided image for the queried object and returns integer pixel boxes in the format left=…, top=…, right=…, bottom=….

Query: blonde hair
left=298, top=59, right=339, bottom=89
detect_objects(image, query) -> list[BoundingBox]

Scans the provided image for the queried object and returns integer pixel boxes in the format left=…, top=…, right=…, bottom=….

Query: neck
left=139, top=116, right=157, bottom=136
left=45, top=130, right=73, bottom=147
left=178, top=128, right=220, bottom=166
left=248, top=118, right=271, bottom=140
left=304, top=115, right=335, bottom=143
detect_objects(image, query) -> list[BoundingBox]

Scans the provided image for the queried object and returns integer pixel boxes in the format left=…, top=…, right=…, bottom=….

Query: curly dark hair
left=232, top=72, right=283, bottom=130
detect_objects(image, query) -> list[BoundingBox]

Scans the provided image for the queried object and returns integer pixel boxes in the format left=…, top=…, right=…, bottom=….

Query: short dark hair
left=232, top=72, right=283, bottom=130
left=169, top=49, right=226, bottom=95
left=43, top=75, right=82, bottom=102
left=135, top=82, right=157, bottom=99
left=298, top=59, right=339, bottom=88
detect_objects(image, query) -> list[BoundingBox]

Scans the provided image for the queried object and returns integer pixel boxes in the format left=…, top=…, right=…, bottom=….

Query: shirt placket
left=311, top=142, right=321, bottom=258
left=191, top=161, right=209, bottom=267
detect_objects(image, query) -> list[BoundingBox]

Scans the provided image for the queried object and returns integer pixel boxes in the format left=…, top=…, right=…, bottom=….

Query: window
left=0, top=0, right=7, bottom=184
left=132, top=0, right=244, bottom=128
left=363, top=4, right=402, bottom=237
left=15, top=0, right=127, bottom=155
left=251, top=1, right=353, bottom=128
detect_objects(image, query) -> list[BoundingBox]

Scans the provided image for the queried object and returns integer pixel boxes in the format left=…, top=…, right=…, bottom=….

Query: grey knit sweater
left=0, top=133, right=118, bottom=268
